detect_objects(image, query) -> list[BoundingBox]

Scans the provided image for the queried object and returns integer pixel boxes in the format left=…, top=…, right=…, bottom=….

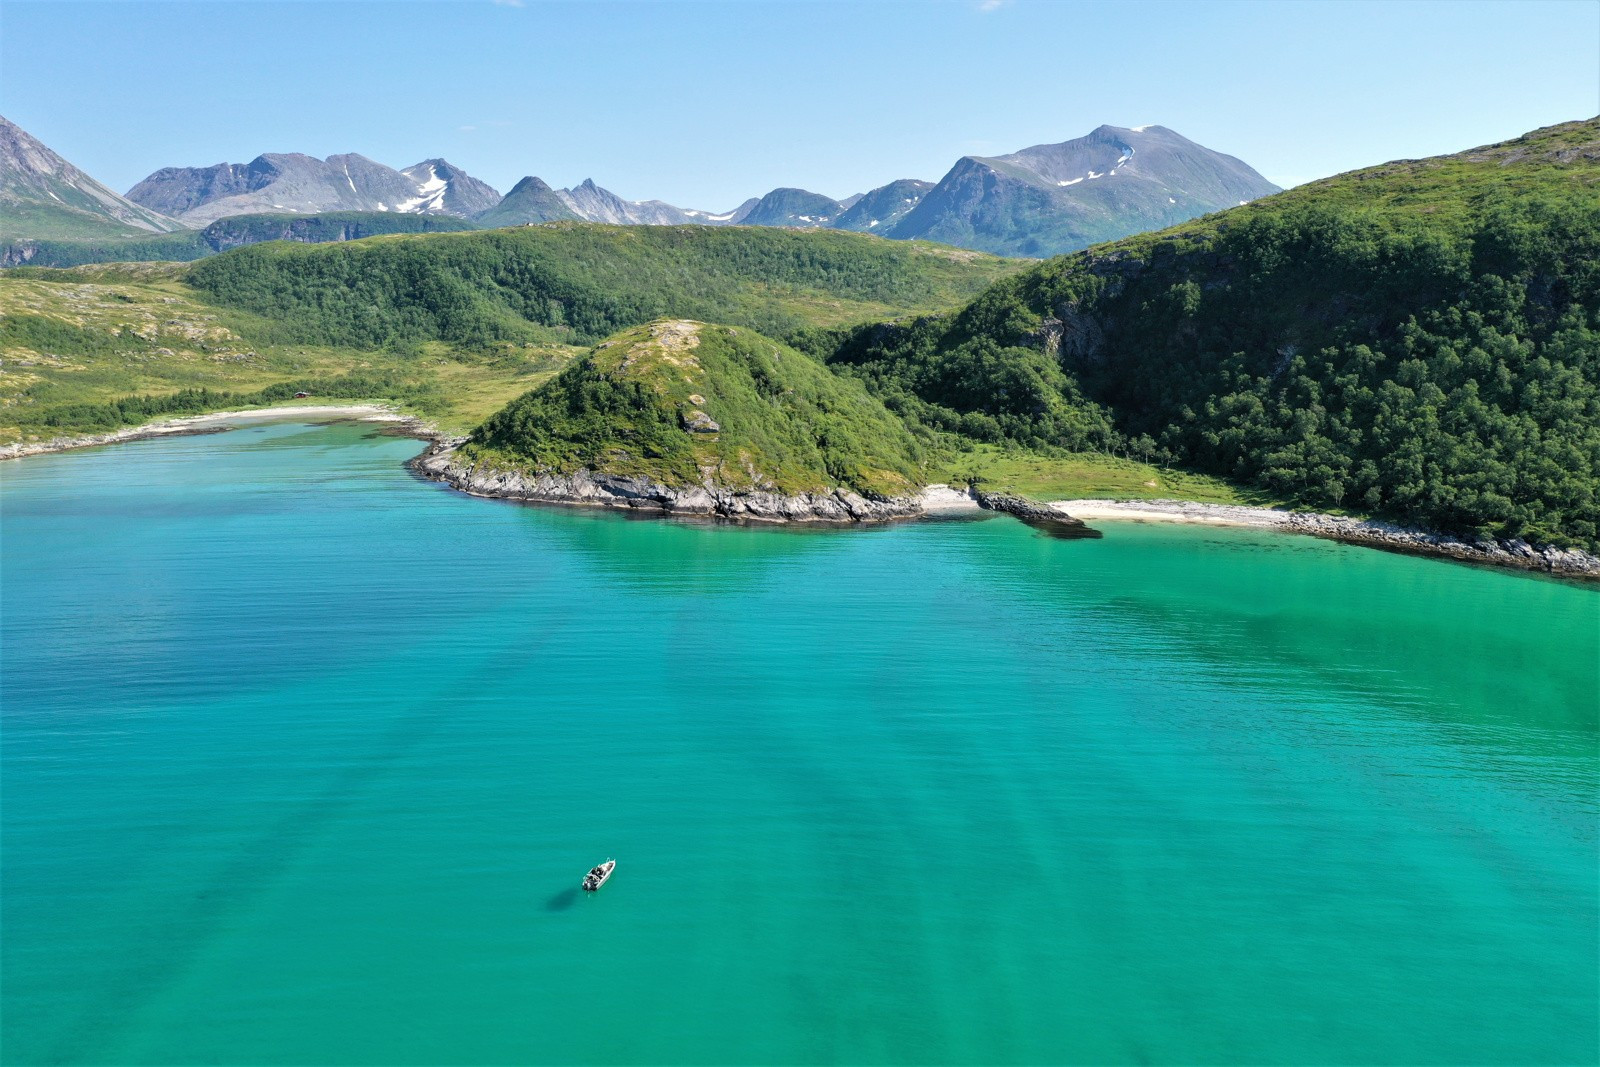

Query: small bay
left=3, top=420, right=1595, bottom=1065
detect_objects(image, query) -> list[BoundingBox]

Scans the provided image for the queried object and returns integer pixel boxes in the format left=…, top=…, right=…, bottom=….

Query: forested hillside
left=826, top=119, right=1600, bottom=548
left=186, top=223, right=1021, bottom=349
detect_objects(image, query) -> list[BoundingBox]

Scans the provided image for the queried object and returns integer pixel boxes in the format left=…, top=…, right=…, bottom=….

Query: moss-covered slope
left=461, top=320, right=925, bottom=499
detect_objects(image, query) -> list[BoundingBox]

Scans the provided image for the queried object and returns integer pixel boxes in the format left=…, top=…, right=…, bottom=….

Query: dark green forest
left=184, top=223, right=1020, bottom=349
left=824, top=119, right=1600, bottom=548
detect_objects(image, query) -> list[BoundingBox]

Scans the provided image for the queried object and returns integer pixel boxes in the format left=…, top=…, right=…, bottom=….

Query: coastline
left=408, top=441, right=929, bottom=523
left=7, top=415, right=1592, bottom=578
left=412, top=444, right=1599, bottom=576
left=1047, top=498, right=1600, bottom=578
left=0, top=404, right=433, bottom=461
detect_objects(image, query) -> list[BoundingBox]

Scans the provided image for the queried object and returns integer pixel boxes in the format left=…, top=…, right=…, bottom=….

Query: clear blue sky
left=3, top=0, right=1596, bottom=209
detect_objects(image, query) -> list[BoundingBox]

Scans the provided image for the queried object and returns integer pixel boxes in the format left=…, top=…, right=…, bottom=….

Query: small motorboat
left=582, top=859, right=615, bottom=891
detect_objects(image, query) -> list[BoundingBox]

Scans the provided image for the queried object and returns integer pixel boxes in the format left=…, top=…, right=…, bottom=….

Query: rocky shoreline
left=415, top=444, right=1598, bottom=577
left=1047, top=498, right=1600, bottom=579
left=10, top=412, right=1593, bottom=579
left=409, top=440, right=926, bottom=523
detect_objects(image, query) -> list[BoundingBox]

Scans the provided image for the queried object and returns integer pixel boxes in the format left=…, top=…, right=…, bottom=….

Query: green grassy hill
left=184, top=222, right=1022, bottom=349
left=824, top=118, right=1600, bottom=548
left=463, top=320, right=925, bottom=499
left=0, top=264, right=576, bottom=441
left=0, top=225, right=1016, bottom=446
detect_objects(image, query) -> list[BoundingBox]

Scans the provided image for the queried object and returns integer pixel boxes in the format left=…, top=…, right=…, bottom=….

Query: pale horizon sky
left=3, top=0, right=1597, bottom=209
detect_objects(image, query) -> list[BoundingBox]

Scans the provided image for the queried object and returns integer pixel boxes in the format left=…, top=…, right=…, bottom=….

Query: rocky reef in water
left=973, top=489, right=1102, bottom=538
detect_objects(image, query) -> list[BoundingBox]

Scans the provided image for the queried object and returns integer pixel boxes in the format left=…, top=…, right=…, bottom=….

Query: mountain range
left=124, top=152, right=501, bottom=225
left=457, top=124, right=1276, bottom=254
left=2, top=115, right=1278, bottom=258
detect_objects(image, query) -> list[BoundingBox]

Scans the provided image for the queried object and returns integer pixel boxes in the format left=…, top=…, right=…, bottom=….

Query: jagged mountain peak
left=474, top=175, right=580, bottom=228
left=737, top=188, right=844, bottom=228
left=890, top=123, right=1280, bottom=256
left=125, top=150, right=500, bottom=225
left=511, top=175, right=556, bottom=192
left=833, top=179, right=935, bottom=233
left=400, top=158, right=501, bottom=216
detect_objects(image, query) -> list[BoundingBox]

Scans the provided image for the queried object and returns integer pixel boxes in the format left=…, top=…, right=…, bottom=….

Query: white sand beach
left=0, top=404, right=423, bottom=461
left=1047, top=499, right=1293, bottom=528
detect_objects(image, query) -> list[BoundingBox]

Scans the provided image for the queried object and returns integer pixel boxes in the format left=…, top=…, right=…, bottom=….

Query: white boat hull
left=582, top=859, right=615, bottom=891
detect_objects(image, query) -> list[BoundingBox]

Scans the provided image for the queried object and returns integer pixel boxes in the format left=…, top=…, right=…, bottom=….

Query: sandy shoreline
left=0, top=404, right=431, bottom=461
left=1048, top=499, right=1293, bottom=528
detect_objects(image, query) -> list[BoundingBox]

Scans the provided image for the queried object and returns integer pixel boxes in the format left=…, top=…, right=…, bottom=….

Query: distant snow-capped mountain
left=473, top=126, right=1277, bottom=257
left=886, top=125, right=1281, bottom=255
left=4, top=117, right=1281, bottom=259
left=125, top=152, right=501, bottom=226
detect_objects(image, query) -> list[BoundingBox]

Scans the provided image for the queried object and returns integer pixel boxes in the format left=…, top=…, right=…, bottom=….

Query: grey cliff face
left=557, top=178, right=701, bottom=225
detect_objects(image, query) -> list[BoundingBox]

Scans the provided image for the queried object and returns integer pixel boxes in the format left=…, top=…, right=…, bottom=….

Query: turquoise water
left=3, top=420, right=1596, bottom=1066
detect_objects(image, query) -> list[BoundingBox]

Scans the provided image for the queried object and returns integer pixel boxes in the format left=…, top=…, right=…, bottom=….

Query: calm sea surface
left=3, top=420, right=1596, bottom=1066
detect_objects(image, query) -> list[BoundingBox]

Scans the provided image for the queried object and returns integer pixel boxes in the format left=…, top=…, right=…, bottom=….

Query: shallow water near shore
left=4, top=420, right=1597, bottom=1066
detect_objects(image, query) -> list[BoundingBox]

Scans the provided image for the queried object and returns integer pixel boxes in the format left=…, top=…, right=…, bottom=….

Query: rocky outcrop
left=410, top=442, right=923, bottom=523
left=680, top=409, right=720, bottom=433
left=1, top=241, right=39, bottom=266
left=973, top=489, right=1102, bottom=538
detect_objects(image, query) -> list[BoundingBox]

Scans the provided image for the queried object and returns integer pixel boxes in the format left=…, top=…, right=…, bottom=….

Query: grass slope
left=463, top=320, right=925, bottom=498
left=185, top=223, right=1022, bottom=349
left=0, top=224, right=1014, bottom=445
left=826, top=118, right=1600, bottom=547
left=939, top=444, right=1272, bottom=505
left=0, top=265, right=577, bottom=441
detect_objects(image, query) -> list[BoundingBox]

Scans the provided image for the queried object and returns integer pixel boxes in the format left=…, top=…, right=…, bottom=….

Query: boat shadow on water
left=545, top=887, right=581, bottom=912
